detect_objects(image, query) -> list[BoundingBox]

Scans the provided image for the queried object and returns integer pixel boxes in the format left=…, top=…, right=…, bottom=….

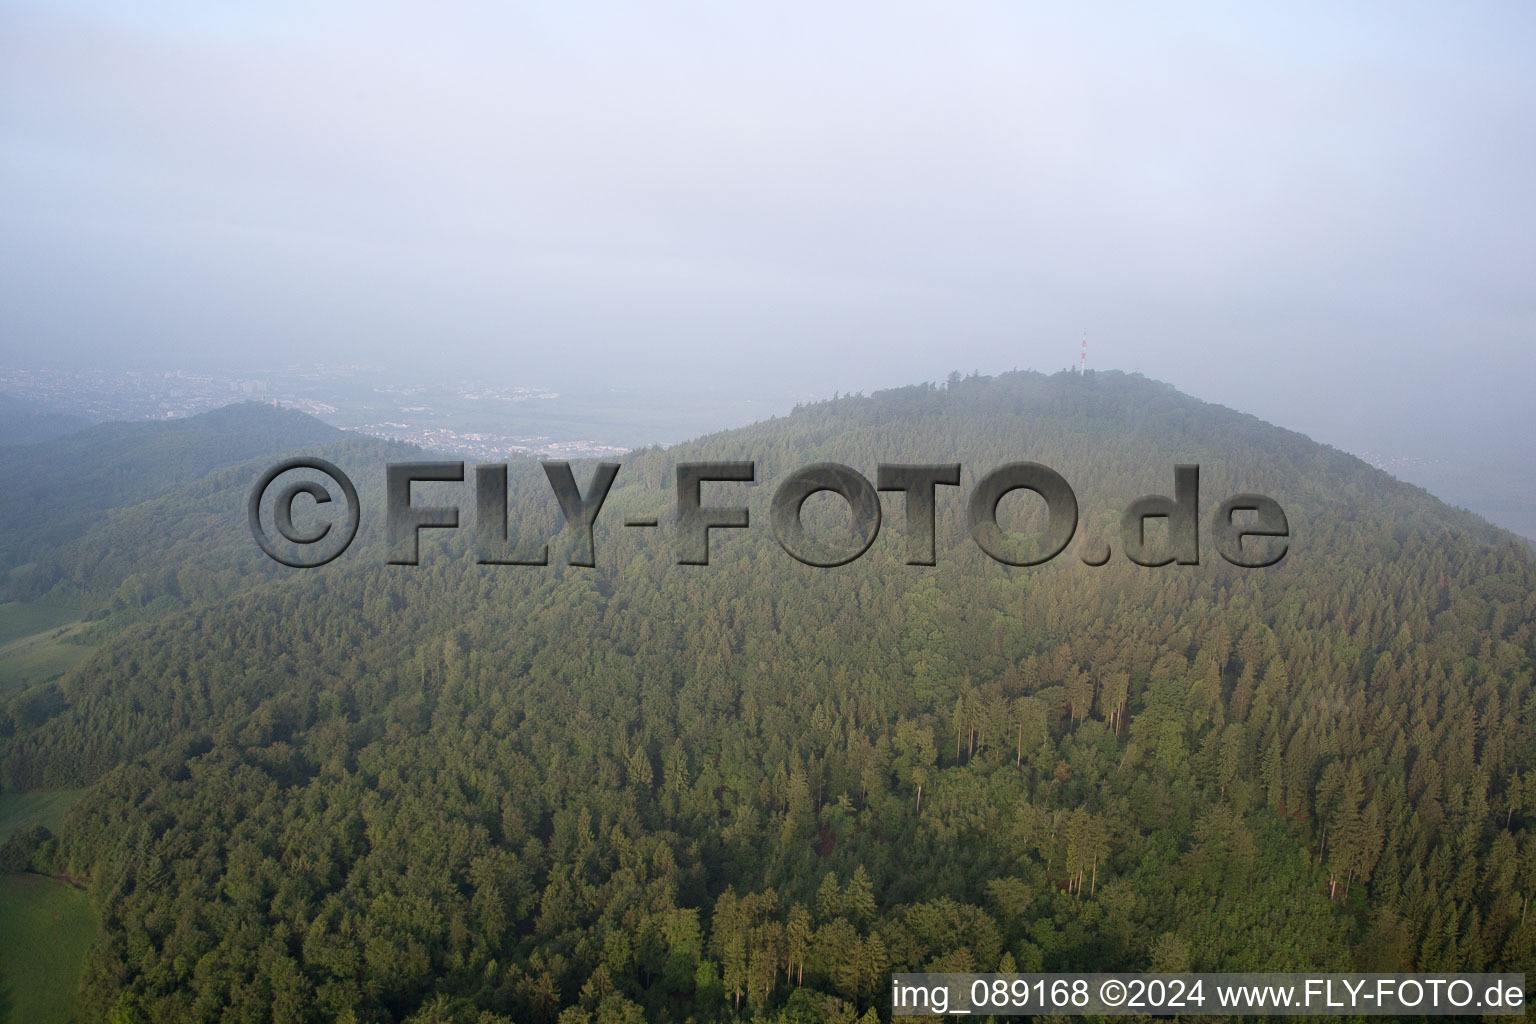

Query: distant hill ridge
left=0, top=402, right=341, bottom=570
left=0, top=393, right=92, bottom=446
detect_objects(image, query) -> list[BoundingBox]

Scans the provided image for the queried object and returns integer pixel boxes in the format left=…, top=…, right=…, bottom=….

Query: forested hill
left=0, top=402, right=341, bottom=572
left=1, top=371, right=1532, bottom=1024
left=0, top=393, right=91, bottom=447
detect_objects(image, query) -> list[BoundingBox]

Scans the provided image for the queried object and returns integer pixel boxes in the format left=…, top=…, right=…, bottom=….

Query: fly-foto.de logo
left=248, top=459, right=1289, bottom=571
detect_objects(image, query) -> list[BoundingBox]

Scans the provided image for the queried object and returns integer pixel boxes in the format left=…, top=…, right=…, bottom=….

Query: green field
left=0, top=790, right=93, bottom=1023
left=0, top=873, right=95, bottom=1024
left=0, top=790, right=85, bottom=846
left=0, top=602, right=80, bottom=647
left=0, top=613, right=93, bottom=693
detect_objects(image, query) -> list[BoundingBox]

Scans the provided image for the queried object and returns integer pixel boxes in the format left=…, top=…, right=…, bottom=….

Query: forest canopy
left=1, top=370, right=1532, bottom=1023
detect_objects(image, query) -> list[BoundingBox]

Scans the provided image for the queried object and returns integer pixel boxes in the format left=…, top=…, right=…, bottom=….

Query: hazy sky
left=3, top=2, right=1533, bottom=462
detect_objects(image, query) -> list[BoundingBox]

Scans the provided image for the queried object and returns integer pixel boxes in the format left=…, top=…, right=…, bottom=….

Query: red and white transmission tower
left=1080, top=331, right=1087, bottom=374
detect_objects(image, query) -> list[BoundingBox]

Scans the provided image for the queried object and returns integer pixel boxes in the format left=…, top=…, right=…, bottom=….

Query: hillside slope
left=1, top=371, right=1531, bottom=1023
left=0, top=394, right=92, bottom=448
left=0, top=403, right=341, bottom=575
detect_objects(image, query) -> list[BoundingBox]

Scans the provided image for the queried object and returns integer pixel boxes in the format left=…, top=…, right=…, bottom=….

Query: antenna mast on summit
left=1080, top=331, right=1087, bottom=374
